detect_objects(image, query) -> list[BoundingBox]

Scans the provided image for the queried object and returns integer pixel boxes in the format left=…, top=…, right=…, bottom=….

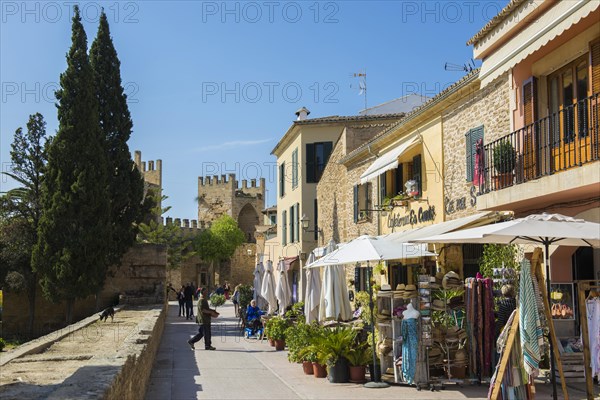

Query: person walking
left=232, top=283, right=241, bottom=317
left=188, top=287, right=218, bottom=350
left=184, top=283, right=194, bottom=320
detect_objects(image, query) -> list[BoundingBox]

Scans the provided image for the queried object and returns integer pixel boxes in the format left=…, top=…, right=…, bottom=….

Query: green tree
left=195, top=215, right=245, bottom=262
left=137, top=193, right=196, bottom=269
left=90, top=10, right=144, bottom=268
left=194, top=215, right=244, bottom=284
left=0, top=113, right=48, bottom=336
left=32, top=7, right=111, bottom=324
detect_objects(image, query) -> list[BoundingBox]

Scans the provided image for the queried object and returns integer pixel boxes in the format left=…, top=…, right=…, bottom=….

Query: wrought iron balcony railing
left=475, top=93, right=599, bottom=194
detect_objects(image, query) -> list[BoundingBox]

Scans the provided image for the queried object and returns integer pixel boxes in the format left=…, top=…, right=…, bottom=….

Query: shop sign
left=387, top=205, right=436, bottom=228
left=445, top=186, right=477, bottom=215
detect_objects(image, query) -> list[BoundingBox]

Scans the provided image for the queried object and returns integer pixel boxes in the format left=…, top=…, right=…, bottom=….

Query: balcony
left=476, top=93, right=599, bottom=195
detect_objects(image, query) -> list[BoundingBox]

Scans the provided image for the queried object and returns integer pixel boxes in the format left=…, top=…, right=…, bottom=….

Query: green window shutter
left=379, top=173, right=387, bottom=204
left=412, top=154, right=422, bottom=199
left=282, top=210, right=287, bottom=246
left=289, top=206, right=294, bottom=244
left=279, top=162, right=285, bottom=197
left=313, top=199, right=318, bottom=241
left=294, top=203, right=300, bottom=242
left=292, top=149, right=298, bottom=188
left=365, top=182, right=371, bottom=216
left=353, top=185, right=359, bottom=223
left=354, top=265, right=361, bottom=292
left=306, top=143, right=315, bottom=183
left=466, top=126, right=484, bottom=182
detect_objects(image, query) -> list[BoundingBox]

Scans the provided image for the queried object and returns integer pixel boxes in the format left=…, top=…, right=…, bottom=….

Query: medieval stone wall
left=2, top=244, right=167, bottom=338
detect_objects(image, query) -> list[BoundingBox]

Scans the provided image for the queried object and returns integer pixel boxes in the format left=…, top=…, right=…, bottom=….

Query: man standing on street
left=188, top=287, right=218, bottom=350
left=184, top=282, right=194, bottom=320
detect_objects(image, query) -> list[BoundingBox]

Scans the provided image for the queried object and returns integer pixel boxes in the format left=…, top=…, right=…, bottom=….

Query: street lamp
left=300, top=214, right=322, bottom=236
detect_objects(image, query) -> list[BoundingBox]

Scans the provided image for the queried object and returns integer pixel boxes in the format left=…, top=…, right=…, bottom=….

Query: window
left=465, top=126, right=484, bottom=182
left=463, top=244, right=484, bottom=279
left=279, top=162, right=285, bottom=197
left=269, top=214, right=276, bottom=225
left=292, top=148, right=298, bottom=189
left=306, top=142, right=333, bottom=183
left=412, top=154, right=422, bottom=199
left=354, top=265, right=370, bottom=292
left=353, top=182, right=372, bottom=223
left=378, top=165, right=404, bottom=205
left=282, top=210, right=287, bottom=246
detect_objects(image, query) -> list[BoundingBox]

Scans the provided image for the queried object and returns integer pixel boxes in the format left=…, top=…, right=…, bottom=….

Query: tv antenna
left=444, top=59, right=476, bottom=73
left=350, top=71, right=367, bottom=113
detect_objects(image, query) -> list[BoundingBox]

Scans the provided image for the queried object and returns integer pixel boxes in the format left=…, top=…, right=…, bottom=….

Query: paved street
left=145, top=302, right=591, bottom=400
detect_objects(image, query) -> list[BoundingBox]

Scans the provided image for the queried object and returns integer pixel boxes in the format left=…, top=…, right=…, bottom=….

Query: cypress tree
left=90, top=10, right=144, bottom=267
left=33, top=6, right=110, bottom=323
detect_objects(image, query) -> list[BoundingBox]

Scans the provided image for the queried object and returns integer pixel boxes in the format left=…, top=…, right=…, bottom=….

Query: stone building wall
left=317, top=126, right=387, bottom=244
left=197, top=175, right=235, bottom=225
left=442, top=73, right=511, bottom=220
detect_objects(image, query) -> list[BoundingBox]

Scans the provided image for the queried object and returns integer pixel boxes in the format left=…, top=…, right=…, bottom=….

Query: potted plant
left=285, top=320, right=317, bottom=374
left=346, top=342, right=372, bottom=383
left=318, top=327, right=356, bottom=383
left=492, top=140, right=516, bottom=188
left=209, top=293, right=225, bottom=309
left=266, top=316, right=288, bottom=351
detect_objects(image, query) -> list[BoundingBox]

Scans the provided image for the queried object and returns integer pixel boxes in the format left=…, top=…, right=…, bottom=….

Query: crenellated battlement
left=134, top=150, right=162, bottom=189
left=198, top=173, right=236, bottom=187
left=162, top=217, right=206, bottom=231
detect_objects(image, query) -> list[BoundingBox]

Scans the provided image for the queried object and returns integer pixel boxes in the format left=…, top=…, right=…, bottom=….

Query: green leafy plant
left=265, top=316, right=289, bottom=340
left=318, top=326, right=357, bottom=366
left=479, top=244, right=519, bottom=279
left=0, top=338, right=5, bottom=352
left=373, top=262, right=386, bottom=276
left=285, top=320, right=320, bottom=363
left=346, top=342, right=372, bottom=367
left=209, top=293, right=225, bottom=308
left=237, top=284, right=254, bottom=311
left=354, top=290, right=377, bottom=324
left=493, top=140, right=516, bottom=174
left=284, top=302, right=304, bottom=319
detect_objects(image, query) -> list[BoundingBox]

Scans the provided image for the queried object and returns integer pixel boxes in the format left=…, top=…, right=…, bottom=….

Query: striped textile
left=519, top=259, right=544, bottom=377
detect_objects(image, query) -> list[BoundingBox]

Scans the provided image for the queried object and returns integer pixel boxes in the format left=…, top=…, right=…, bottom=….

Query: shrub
left=0, top=338, right=5, bottom=352
left=237, top=284, right=254, bottom=311
left=265, top=316, right=289, bottom=340
left=209, top=294, right=226, bottom=308
left=493, top=140, right=516, bottom=174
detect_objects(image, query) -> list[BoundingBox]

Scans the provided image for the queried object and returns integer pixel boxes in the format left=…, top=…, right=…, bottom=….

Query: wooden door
left=523, top=77, right=538, bottom=180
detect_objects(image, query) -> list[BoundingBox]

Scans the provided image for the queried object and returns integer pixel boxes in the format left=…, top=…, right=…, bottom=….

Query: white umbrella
left=304, top=252, right=322, bottom=323
left=253, top=260, right=267, bottom=309
left=261, top=260, right=277, bottom=315
left=413, top=212, right=600, bottom=400
left=319, top=240, right=353, bottom=321
left=306, top=235, right=437, bottom=268
left=275, top=259, right=291, bottom=316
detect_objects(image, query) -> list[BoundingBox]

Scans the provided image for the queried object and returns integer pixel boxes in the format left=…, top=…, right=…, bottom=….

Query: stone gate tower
left=197, top=175, right=265, bottom=286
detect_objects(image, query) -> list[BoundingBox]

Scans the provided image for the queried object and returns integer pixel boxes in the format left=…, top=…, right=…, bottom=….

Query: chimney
left=295, top=107, right=310, bottom=121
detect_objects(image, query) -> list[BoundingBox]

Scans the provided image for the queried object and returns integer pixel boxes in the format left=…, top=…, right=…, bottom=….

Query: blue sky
left=1, top=0, right=507, bottom=220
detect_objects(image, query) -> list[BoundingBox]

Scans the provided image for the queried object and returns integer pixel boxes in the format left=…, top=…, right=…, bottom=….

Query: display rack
left=429, top=284, right=474, bottom=388
left=376, top=290, right=417, bottom=385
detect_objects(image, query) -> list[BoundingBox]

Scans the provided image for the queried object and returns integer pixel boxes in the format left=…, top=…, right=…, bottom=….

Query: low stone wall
left=104, top=304, right=166, bottom=400
left=0, top=304, right=166, bottom=400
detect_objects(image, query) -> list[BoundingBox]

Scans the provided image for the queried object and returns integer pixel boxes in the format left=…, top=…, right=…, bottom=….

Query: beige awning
left=479, top=0, right=599, bottom=87
left=359, top=134, right=421, bottom=184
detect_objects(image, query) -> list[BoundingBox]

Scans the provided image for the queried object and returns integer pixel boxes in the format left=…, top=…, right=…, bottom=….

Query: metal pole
left=364, top=261, right=389, bottom=389
left=545, top=244, right=558, bottom=400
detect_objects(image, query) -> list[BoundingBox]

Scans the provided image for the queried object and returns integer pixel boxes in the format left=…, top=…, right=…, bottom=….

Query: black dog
left=99, top=306, right=115, bottom=322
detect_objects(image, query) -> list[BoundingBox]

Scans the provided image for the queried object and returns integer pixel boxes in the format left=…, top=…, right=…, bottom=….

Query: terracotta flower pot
left=274, top=339, right=285, bottom=351
left=312, top=362, right=327, bottom=378
left=349, top=365, right=366, bottom=383
left=302, top=361, right=314, bottom=375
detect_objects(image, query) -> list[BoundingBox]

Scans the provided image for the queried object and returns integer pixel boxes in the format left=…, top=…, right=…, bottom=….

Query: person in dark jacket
left=496, top=284, right=516, bottom=335
left=184, top=283, right=195, bottom=320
